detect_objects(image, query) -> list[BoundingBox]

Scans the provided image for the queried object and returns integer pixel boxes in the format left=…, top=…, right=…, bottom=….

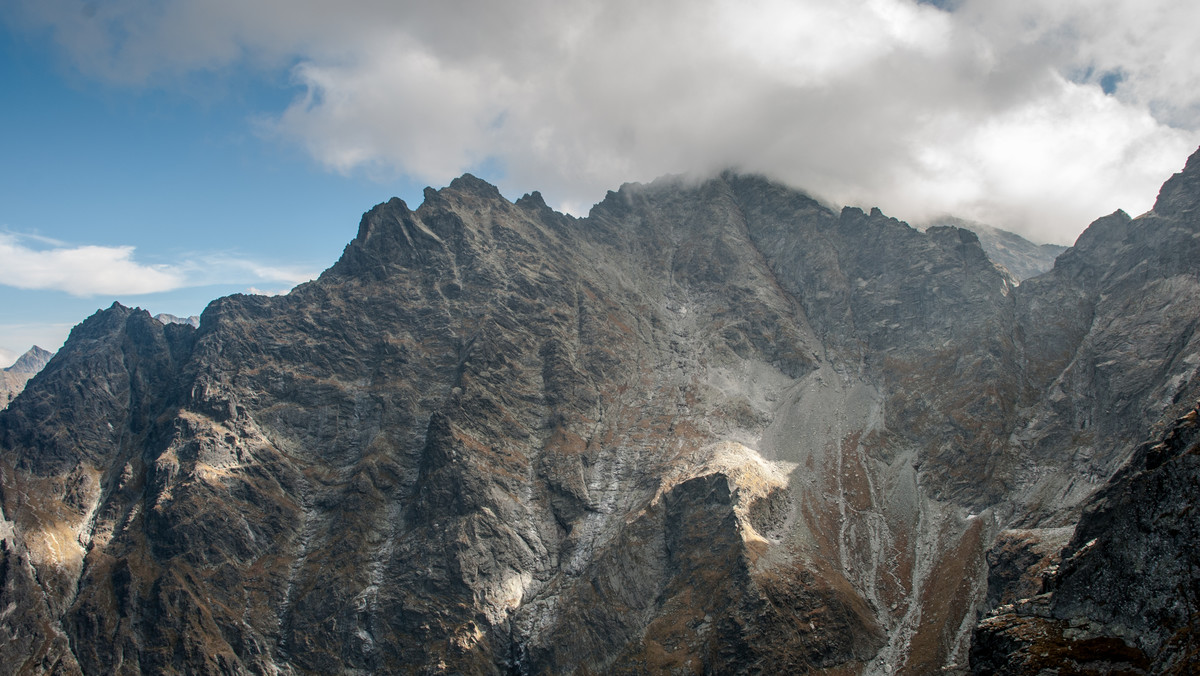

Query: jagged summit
left=1, top=151, right=1199, bottom=674
left=446, top=171, right=507, bottom=199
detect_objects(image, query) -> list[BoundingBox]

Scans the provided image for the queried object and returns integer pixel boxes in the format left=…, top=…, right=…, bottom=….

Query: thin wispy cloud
left=6, top=0, right=1200, bottom=242
left=0, top=233, right=316, bottom=297
left=243, top=287, right=293, bottom=297
left=186, top=255, right=319, bottom=288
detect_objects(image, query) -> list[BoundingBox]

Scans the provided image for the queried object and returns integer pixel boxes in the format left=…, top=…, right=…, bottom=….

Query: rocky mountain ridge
left=921, top=217, right=1067, bottom=282
left=1, top=150, right=1198, bottom=674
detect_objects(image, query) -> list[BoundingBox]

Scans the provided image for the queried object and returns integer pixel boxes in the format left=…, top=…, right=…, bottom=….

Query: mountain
left=0, top=346, right=54, bottom=410
left=1, top=150, right=1198, bottom=675
left=922, top=217, right=1068, bottom=282
left=6, top=346, right=54, bottom=375
left=154, top=313, right=201, bottom=328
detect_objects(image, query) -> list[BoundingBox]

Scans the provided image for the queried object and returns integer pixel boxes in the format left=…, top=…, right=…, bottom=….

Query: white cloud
left=7, top=0, right=1200, bottom=243
left=884, top=78, right=1195, bottom=233
left=0, top=233, right=317, bottom=296
left=0, top=233, right=186, bottom=296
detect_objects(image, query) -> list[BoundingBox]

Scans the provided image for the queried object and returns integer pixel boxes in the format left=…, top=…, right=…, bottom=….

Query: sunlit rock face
left=2, top=150, right=1199, bottom=675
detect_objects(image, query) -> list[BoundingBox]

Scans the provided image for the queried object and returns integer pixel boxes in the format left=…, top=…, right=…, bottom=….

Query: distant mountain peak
left=1, top=345, right=54, bottom=410
left=5, top=345, right=53, bottom=374
left=154, top=313, right=201, bottom=328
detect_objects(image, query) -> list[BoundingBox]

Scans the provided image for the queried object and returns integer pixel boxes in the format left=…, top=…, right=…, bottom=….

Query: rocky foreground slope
left=1, top=150, right=1199, bottom=675
left=972, top=401, right=1200, bottom=674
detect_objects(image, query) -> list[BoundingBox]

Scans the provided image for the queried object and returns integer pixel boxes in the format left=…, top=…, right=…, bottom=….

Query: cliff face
left=971, top=403, right=1200, bottom=674
left=2, top=151, right=1199, bottom=675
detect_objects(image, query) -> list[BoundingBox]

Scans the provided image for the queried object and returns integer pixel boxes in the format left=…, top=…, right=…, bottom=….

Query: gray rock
left=971, top=403, right=1200, bottom=673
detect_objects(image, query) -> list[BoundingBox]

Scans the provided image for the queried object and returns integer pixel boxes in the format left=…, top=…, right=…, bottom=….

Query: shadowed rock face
left=971, top=403, right=1200, bottom=674
left=1, top=150, right=1199, bottom=675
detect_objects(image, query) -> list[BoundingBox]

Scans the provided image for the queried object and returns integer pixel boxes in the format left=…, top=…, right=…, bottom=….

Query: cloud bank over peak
left=8, top=0, right=1200, bottom=243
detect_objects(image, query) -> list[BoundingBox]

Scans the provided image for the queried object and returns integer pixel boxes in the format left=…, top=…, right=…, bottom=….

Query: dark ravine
left=1, top=150, right=1199, bottom=675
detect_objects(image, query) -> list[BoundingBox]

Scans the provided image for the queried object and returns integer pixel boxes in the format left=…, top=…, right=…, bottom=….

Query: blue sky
left=0, top=21, right=426, bottom=365
left=2, top=0, right=1199, bottom=366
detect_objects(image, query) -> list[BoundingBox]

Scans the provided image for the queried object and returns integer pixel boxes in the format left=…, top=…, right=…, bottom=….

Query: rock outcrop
left=2, top=150, right=1199, bottom=674
left=971, top=403, right=1200, bottom=674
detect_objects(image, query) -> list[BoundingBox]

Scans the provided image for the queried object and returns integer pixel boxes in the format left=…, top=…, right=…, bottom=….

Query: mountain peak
left=446, top=173, right=504, bottom=200
left=5, top=345, right=53, bottom=374
left=515, top=190, right=549, bottom=211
